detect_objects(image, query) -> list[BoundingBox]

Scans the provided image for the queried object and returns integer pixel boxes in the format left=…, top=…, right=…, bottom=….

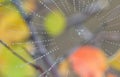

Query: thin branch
left=0, top=40, right=44, bottom=73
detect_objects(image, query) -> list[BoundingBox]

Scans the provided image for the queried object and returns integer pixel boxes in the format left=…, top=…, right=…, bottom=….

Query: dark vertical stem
left=11, top=0, right=60, bottom=77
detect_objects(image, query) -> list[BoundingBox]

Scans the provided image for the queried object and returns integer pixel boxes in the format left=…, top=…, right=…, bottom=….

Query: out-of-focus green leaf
left=44, top=10, right=66, bottom=37
left=0, top=43, right=36, bottom=77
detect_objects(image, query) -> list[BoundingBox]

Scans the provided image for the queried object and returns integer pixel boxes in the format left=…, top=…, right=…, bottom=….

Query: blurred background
left=0, top=0, right=120, bottom=77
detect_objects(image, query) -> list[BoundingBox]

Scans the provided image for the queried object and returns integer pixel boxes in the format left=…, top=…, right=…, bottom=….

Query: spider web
left=1, top=0, right=120, bottom=77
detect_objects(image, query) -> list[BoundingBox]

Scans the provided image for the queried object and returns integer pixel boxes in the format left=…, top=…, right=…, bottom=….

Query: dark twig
left=0, top=40, right=44, bottom=73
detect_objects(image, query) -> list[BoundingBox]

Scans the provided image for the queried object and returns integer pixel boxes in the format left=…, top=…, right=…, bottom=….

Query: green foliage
left=44, top=10, right=66, bottom=37
left=0, top=44, right=36, bottom=77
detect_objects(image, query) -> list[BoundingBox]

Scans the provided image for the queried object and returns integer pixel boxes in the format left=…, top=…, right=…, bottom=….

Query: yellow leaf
left=0, top=5, right=30, bottom=44
left=22, top=0, right=37, bottom=14
left=109, top=49, right=120, bottom=71
left=58, top=59, right=70, bottom=77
